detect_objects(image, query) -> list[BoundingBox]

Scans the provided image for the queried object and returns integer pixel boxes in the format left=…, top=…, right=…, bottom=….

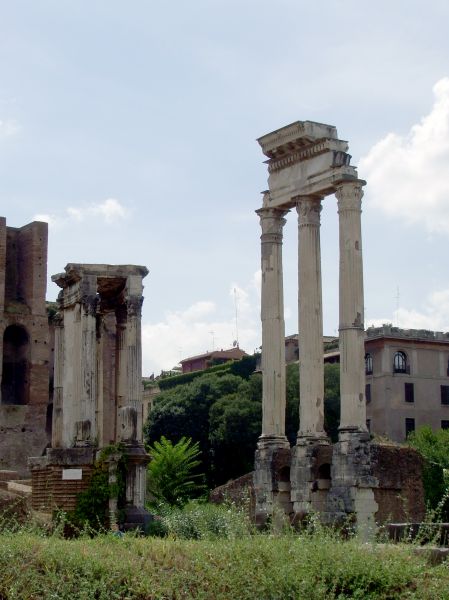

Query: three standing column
left=256, top=203, right=289, bottom=448
left=336, top=181, right=367, bottom=435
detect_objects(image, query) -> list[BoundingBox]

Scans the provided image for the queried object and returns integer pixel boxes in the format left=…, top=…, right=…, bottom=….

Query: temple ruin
left=29, top=263, right=150, bottom=528
left=0, top=217, right=51, bottom=476
left=253, top=121, right=424, bottom=533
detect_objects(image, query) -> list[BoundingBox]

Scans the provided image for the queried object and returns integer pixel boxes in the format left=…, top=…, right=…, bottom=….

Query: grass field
left=0, top=528, right=448, bottom=599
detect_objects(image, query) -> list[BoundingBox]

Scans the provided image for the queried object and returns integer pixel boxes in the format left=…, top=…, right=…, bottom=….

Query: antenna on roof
left=234, top=287, right=239, bottom=348
left=395, top=286, right=400, bottom=327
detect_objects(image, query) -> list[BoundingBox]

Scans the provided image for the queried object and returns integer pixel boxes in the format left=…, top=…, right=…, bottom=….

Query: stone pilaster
left=125, top=294, right=144, bottom=441
left=256, top=202, right=289, bottom=449
left=336, top=181, right=367, bottom=435
left=296, top=196, right=327, bottom=443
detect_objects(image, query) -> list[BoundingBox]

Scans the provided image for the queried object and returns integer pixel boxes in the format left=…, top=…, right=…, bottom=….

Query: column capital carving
left=126, top=295, right=144, bottom=318
left=335, top=181, right=364, bottom=213
left=296, top=196, right=322, bottom=227
left=256, top=207, right=288, bottom=242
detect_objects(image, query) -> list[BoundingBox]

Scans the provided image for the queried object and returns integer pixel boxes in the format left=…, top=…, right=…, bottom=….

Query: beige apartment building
left=364, top=325, right=449, bottom=442
left=286, top=326, right=449, bottom=442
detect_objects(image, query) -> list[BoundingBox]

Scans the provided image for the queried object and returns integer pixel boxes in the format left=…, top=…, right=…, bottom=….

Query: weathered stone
left=29, top=264, right=150, bottom=526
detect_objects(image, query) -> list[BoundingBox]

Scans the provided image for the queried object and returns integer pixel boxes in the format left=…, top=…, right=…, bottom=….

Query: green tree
left=147, top=436, right=206, bottom=506
left=408, top=425, right=449, bottom=516
left=145, top=373, right=245, bottom=484
left=209, top=390, right=262, bottom=484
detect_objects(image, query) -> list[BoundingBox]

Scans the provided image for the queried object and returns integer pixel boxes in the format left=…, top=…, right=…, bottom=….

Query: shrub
left=147, top=436, right=206, bottom=506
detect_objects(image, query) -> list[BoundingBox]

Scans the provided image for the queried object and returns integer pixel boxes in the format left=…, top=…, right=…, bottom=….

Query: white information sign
left=62, top=468, right=83, bottom=481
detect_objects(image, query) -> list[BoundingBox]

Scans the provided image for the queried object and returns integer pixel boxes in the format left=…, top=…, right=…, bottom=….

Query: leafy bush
left=408, top=425, right=449, bottom=517
left=147, top=436, right=206, bottom=506
left=149, top=500, right=254, bottom=540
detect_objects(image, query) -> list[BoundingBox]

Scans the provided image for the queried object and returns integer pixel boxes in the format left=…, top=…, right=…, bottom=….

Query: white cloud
left=90, top=198, right=128, bottom=223
left=142, top=274, right=261, bottom=375
left=33, top=199, right=129, bottom=227
left=368, top=288, right=449, bottom=332
left=360, top=77, right=449, bottom=233
left=0, top=118, right=20, bottom=138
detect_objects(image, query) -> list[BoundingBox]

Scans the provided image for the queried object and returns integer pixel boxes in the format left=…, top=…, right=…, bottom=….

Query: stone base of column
left=290, top=442, right=332, bottom=523
left=324, top=435, right=378, bottom=541
left=253, top=441, right=291, bottom=528
left=122, top=444, right=152, bottom=533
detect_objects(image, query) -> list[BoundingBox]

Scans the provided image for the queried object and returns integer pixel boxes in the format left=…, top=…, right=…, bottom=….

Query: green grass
left=0, top=528, right=448, bottom=599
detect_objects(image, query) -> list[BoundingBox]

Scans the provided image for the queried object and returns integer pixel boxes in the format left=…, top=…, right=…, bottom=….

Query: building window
left=393, top=351, right=408, bottom=374
left=405, top=418, right=415, bottom=438
left=441, top=385, right=449, bottom=406
left=365, top=353, right=373, bottom=375
left=365, top=383, right=371, bottom=403
left=405, top=382, right=414, bottom=403
left=441, top=420, right=449, bottom=430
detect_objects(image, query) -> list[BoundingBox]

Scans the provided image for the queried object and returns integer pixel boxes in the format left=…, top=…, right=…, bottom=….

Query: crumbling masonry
left=0, top=218, right=50, bottom=476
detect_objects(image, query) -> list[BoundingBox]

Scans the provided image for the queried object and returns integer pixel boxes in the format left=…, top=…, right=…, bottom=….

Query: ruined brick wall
left=371, top=444, right=425, bottom=523
left=0, top=218, right=50, bottom=476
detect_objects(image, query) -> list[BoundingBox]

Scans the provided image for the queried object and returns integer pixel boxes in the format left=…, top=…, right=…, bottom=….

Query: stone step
left=7, top=481, right=32, bottom=496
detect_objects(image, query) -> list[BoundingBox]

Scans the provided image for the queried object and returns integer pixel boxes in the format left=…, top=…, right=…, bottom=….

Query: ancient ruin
left=29, top=263, right=150, bottom=528
left=0, top=217, right=51, bottom=476
left=253, top=121, right=424, bottom=533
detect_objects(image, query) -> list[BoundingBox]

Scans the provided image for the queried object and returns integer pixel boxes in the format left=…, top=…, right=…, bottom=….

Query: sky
left=1, top=0, right=449, bottom=375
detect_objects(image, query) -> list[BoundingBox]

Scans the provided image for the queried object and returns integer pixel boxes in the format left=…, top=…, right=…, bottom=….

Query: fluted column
left=256, top=204, right=289, bottom=448
left=51, top=313, right=64, bottom=447
left=125, top=294, right=144, bottom=441
left=76, top=293, right=98, bottom=445
left=116, top=292, right=144, bottom=445
left=336, top=181, right=367, bottom=434
left=296, top=196, right=327, bottom=443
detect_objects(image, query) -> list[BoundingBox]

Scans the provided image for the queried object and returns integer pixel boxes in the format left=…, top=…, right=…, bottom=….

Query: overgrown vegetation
left=145, top=362, right=341, bottom=487
left=408, top=425, right=449, bottom=519
left=69, top=443, right=127, bottom=530
left=0, top=522, right=448, bottom=599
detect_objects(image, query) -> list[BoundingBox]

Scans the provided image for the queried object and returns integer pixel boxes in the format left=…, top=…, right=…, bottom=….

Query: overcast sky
left=1, top=0, right=449, bottom=375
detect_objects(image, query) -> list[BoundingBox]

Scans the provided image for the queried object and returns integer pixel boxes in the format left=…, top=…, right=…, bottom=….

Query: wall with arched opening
left=1, top=324, right=30, bottom=405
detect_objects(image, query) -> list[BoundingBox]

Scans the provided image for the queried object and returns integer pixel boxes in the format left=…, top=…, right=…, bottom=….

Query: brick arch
left=1, top=324, right=30, bottom=405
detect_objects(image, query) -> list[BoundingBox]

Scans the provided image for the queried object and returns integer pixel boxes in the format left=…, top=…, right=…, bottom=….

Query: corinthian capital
left=296, top=196, right=322, bottom=226
left=335, top=181, right=364, bottom=213
left=256, top=207, right=289, bottom=241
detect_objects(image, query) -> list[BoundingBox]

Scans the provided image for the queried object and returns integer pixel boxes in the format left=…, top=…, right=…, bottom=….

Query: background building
left=365, top=325, right=449, bottom=442
left=0, top=217, right=51, bottom=475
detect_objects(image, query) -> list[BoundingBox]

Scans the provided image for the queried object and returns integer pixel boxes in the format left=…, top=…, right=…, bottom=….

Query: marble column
left=116, top=293, right=144, bottom=444
left=296, top=196, right=327, bottom=443
left=336, top=181, right=367, bottom=434
left=51, top=313, right=64, bottom=447
left=125, top=294, right=144, bottom=441
left=256, top=204, right=289, bottom=448
left=77, top=294, right=98, bottom=445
